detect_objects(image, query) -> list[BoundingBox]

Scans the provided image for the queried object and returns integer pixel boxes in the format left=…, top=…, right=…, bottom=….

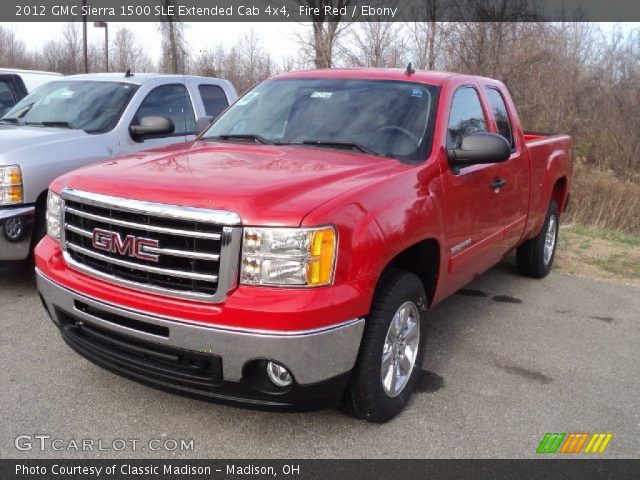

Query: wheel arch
left=35, top=188, right=48, bottom=208
left=551, top=176, right=569, bottom=214
left=376, top=238, right=441, bottom=308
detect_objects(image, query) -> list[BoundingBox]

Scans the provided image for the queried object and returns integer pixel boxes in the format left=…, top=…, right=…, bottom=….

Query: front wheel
left=516, top=200, right=559, bottom=278
left=345, top=270, right=428, bottom=422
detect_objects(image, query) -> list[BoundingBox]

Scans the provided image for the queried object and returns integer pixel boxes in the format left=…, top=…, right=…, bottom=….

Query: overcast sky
left=2, top=22, right=638, bottom=66
left=1, top=22, right=303, bottom=61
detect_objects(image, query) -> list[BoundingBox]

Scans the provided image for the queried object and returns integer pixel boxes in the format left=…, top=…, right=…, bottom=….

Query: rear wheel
left=517, top=200, right=559, bottom=278
left=345, top=270, right=428, bottom=423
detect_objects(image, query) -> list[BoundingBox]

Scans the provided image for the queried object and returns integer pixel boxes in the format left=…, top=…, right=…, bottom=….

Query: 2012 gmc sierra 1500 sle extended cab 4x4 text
left=35, top=68, right=572, bottom=422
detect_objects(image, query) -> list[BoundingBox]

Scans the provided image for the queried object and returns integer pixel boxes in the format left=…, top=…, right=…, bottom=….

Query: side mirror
left=130, top=116, right=174, bottom=141
left=195, top=116, right=215, bottom=136
left=447, top=132, right=511, bottom=169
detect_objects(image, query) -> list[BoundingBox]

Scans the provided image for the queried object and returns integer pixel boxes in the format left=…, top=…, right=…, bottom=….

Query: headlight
left=0, top=165, right=23, bottom=204
left=241, top=226, right=337, bottom=287
left=46, top=190, right=62, bottom=240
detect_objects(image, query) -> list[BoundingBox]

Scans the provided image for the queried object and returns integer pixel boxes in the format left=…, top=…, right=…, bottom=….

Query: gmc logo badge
left=92, top=228, right=160, bottom=263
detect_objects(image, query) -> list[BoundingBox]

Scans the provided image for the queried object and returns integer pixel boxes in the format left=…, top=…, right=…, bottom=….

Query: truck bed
left=524, top=132, right=570, bottom=145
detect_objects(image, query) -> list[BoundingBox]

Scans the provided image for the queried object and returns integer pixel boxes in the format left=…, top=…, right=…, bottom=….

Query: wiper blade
left=275, top=140, right=381, bottom=156
left=0, top=117, right=20, bottom=125
left=24, top=121, right=73, bottom=129
left=207, top=134, right=271, bottom=145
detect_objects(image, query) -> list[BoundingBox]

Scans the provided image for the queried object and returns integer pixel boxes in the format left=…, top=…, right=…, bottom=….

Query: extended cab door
left=118, top=80, right=196, bottom=154
left=482, top=84, right=531, bottom=250
left=439, top=83, right=508, bottom=289
left=184, top=78, right=233, bottom=120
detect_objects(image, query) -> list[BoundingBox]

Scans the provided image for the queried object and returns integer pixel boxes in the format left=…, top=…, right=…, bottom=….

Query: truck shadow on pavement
left=420, top=256, right=556, bottom=396
left=0, top=260, right=36, bottom=290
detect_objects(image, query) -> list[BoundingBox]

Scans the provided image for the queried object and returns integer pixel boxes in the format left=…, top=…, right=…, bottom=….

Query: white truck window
left=198, top=84, right=229, bottom=118
left=135, top=84, right=196, bottom=136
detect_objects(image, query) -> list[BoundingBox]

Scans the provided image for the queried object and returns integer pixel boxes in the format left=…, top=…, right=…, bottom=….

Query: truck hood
left=56, top=140, right=402, bottom=226
left=0, top=125, right=89, bottom=155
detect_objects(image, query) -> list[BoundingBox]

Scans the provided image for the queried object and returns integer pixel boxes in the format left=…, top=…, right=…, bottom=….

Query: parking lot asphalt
left=1, top=258, right=638, bottom=459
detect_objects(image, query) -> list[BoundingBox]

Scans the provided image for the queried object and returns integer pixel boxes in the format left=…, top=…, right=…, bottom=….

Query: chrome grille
left=60, top=189, right=242, bottom=302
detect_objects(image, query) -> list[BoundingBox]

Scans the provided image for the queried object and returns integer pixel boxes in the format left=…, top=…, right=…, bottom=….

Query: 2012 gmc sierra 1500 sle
left=35, top=68, right=572, bottom=422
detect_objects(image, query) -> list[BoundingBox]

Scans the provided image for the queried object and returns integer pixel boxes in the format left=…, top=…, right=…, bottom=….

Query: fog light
left=266, top=361, right=293, bottom=387
left=4, top=217, right=26, bottom=242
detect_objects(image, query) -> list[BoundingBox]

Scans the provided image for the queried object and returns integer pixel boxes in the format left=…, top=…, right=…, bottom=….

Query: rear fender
left=526, top=140, right=572, bottom=239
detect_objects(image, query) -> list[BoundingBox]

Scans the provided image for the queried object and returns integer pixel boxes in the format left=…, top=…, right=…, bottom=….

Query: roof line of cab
left=271, top=67, right=463, bottom=86
left=48, top=72, right=231, bottom=85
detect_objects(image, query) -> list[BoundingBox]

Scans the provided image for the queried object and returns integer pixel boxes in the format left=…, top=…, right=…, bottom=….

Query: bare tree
left=193, top=30, right=275, bottom=93
left=159, top=0, right=189, bottom=73
left=193, top=44, right=227, bottom=78
left=60, top=23, right=83, bottom=73
left=297, top=0, right=356, bottom=68
left=0, top=25, right=31, bottom=69
left=235, top=30, right=274, bottom=90
left=341, top=21, right=407, bottom=68
left=279, top=54, right=308, bottom=73
left=86, top=43, right=104, bottom=74
left=38, top=23, right=84, bottom=74
left=406, top=0, right=446, bottom=70
left=110, top=27, right=154, bottom=73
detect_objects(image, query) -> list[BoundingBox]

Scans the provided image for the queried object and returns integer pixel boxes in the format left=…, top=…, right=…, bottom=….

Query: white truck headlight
left=0, top=165, right=23, bottom=204
left=241, top=227, right=337, bottom=287
left=46, top=191, right=62, bottom=240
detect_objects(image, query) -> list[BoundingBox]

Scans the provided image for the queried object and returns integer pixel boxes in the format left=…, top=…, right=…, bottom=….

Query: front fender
left=302, top=163, right=445, bottom=315
left=4, top=133, right=118, bottom=204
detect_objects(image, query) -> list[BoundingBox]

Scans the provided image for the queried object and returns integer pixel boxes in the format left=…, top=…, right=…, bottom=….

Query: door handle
left=491, top=178, right=507, bottom=190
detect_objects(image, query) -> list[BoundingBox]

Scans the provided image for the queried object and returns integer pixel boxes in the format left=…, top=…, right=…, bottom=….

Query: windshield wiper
left=275, top=140, right=382, bottom=157
left=0, top=117, right=20, bottom=125
left=206, top=134, right=271, bottom=145
left=24, top=121, right=73, bottom=129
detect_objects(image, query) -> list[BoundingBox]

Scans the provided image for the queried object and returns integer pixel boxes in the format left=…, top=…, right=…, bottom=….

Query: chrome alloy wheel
left=381, top=301, right=420, bottom=397
left=544, top=215, right=557, bottom=265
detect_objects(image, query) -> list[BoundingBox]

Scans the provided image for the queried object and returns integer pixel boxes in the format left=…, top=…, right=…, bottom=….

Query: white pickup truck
left=0, top=72, right=237, bottom=261
left=0, top=68, right=61, bottom=117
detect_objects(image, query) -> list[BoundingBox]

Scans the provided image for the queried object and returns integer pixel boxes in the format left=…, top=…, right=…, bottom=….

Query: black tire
left=25, top=196, right=47, bottom=270
left=516, top=200, right=559, bottom=278
left=345, top=269, right=428, bottom=423
left=30, top=197, right=47, bottom=251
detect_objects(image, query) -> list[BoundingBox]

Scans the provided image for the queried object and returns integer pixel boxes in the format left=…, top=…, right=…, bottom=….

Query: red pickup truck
left=35, top=68, right=572, bottom=422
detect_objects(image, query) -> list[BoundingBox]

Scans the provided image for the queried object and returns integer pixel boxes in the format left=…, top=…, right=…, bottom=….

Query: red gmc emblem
left=91, top=228, right=160, bottom=263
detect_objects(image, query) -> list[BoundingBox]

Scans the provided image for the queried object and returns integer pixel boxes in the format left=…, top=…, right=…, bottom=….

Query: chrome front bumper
left=36, top=270, right=365, bottom=385
left=0, top=205, right=35, bottom=261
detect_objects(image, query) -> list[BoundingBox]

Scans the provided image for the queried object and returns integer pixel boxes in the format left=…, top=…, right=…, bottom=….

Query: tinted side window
left=0, top=80, right=16, bottom=117
left=135, top=84, right=195, bottom=136
left=447, top=87, right=487, bottom=148
left=485, top=87, right=514, bottom=147
left=198, top=84, right=229, bottom=117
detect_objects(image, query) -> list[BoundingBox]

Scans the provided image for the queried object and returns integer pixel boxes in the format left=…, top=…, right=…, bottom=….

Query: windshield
left=1, top=81, right=138, bottom=133
left=203, top=78, right=439, bottom=161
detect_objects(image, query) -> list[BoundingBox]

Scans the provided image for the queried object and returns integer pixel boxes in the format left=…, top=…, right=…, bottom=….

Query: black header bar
left=2, top=459, right=640, bottom=480
left=5, top=0, right=640, bottom=22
